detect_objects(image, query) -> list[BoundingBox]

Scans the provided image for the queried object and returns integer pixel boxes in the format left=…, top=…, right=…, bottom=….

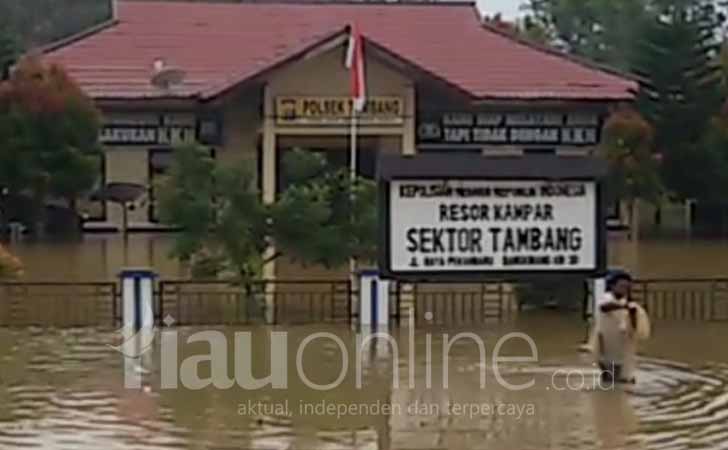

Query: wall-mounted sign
left=378, top=154, right=607, bottom=281
left=417, top=111, right=601, bottom=147
left=387, top=179, right=597, bottom=273
left=276, top=96, right=404, bottom=125
left=100, top=113, right=222, bottom=146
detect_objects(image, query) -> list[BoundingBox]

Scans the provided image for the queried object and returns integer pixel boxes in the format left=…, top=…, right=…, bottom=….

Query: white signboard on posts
left=388, top=179, right=597, bottom=273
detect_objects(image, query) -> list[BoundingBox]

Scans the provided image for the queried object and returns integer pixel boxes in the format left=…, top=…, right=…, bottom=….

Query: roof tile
left=46, top=1, right=637, bottom=101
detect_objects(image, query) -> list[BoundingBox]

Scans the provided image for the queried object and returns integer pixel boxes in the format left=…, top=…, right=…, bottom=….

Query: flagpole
left=349, top=106, right=358, bottom=299
left=350, top=110, right=357, bottom=182
left=346, top=22, right=363, bottom=315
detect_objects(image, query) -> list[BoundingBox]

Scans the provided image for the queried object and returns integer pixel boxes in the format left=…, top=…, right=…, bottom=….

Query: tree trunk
left=629, top=199, right=640, bottom=242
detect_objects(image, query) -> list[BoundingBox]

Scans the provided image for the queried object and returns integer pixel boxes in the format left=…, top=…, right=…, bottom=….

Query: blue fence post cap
left=119, top=268, right=158, bottom=279
left=357, top=269, right=381, bottom=277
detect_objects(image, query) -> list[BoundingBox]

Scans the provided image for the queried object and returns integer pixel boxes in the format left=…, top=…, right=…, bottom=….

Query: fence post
left=112, top=282, right=120, bottom=325
left=346, top=277, right=356, bottom=325
left=118, top=268, right=157, bottom=390
left=359, top=270, right=390, bottom=328
left=120, top=268, right=156, bottom=332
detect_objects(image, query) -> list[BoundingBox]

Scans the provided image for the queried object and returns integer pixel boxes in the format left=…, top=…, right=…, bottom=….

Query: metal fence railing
left=584, top=278, right=728, bottom=321
left=410, top=282, right=512, bottom=327
left=631, top=278, right=728, bottom=321
left=1, top=277, right=726, bottom=327
left=0, top=282, right=118, bottom=327
left=158, top=279, right=356, bottom=326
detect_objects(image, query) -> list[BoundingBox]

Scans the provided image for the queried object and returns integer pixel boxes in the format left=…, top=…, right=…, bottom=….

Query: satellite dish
left=150, top=60, right=186, bottom=89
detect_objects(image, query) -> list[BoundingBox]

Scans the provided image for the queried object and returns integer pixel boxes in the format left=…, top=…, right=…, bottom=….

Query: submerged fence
left=0, top=277, right=726, bottom=327
left=631, top=278, right=728, bottom=321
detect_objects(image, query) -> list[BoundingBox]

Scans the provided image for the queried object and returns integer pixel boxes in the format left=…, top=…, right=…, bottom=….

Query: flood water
left=2, top=235, right=728, bottom=449
left=0, top=316, right=726, bottom=450
left=7, top=233, right=728, bottom=280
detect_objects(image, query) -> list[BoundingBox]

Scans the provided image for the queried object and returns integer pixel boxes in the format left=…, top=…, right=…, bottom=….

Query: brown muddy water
left=1, top=235, right=728, bottom=449
left=6, top=233, right=728, bottom=280
left=0, top=317, right=726, bottom=450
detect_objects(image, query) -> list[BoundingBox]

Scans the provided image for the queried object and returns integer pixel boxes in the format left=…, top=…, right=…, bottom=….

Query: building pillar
left=262, top=84, right=277, bottom=323
left=402, top=84, right=416, bottom=155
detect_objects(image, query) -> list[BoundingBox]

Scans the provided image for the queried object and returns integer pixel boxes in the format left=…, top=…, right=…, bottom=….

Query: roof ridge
left=41, top=18, right=120, bottom=54
left=479, top=20, right=639, bottom=86
left=122, top=0, right=476, bottom=6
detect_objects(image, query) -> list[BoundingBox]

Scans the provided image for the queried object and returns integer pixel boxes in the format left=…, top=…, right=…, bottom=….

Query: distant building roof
left=45, top=1, right=637, bottom=101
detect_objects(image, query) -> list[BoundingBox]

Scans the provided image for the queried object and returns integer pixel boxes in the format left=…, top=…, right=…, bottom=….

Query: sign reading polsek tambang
left=389, top=180, right=597, bottom=273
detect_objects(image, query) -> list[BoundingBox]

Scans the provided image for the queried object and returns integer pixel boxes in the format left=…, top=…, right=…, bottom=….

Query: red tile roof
left=46, top=1, right=637, bottom=101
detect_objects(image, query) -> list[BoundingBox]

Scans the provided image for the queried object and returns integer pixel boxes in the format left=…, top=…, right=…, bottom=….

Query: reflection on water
left=608, top=237, right=728, bottom=278
left=0, top=317, right=727, bottom=450
left=8, top=234, right=185, bottom=280
left=6, top=234, right=728, bottom=280
left=3, top=234, right=728, bottom=449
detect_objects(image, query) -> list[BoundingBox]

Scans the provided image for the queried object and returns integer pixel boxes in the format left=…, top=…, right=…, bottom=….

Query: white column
left=121, top=268, right=156, bottom=332
left=262, top=84, right=277, bottom=324
left=119, top=268, right=156, bottom=389
left=402, top=84, right=416, bottom=155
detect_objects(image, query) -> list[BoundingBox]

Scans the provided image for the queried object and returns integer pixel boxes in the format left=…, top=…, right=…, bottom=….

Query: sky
left=476, top=0, right=524, bottom=19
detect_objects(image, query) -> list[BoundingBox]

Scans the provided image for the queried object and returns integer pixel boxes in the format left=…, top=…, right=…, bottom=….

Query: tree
left=600, top=108, right=662, bottom=239
left=632, top=0, right=725, bottom=200
left=529, top=0, right=727, bottom=203
left=158, top=144, right=377, bottom=287
left=0, top=56, right=102, bottom=233
left=0, top=23, right=18, bottom=80
left=0, top=0, right=111, bottom=48
left=524, top=0, right=649, bottom=70
left=483, top=13, right=551, bottom=44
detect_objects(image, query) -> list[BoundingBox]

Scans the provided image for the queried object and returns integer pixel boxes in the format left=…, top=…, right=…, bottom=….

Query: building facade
left=45, top=1, right=636, bottom=276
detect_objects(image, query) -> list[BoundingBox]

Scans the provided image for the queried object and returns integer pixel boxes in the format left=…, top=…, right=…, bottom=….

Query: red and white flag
left=345, top=23, right=366, bottom=113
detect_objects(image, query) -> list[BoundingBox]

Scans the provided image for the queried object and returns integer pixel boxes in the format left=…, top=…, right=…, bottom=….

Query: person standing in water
left=591, top=270, right=651, bottom=384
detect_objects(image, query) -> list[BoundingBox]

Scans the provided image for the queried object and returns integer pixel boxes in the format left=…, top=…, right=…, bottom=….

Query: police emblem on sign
left=418, top=122, right=442, bottom=141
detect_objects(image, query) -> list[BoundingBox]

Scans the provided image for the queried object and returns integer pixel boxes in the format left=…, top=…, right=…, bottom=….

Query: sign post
left=378, top=154, right=608, bottom=282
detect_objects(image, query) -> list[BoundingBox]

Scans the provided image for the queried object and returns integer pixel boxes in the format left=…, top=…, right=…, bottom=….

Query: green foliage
left=633, top=0, right=725, bottom=200
left=483, top=14, right=551, bottom=44
left=686, top=114, right=728, bottom=202
left=0, top=0, right=111, bottom=48
left=525, top=0, right=648, bottom=70
left=0, top=23, right=18, bottom=79
left=158, top=144, right=377, bottom=284
left=634, top=0, right=724, bottom=148
left=0, top=56, right=102, bottom=224
left=528, top=0, right=728, bottom=202
left=600, top=108, right=662, bottom=205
